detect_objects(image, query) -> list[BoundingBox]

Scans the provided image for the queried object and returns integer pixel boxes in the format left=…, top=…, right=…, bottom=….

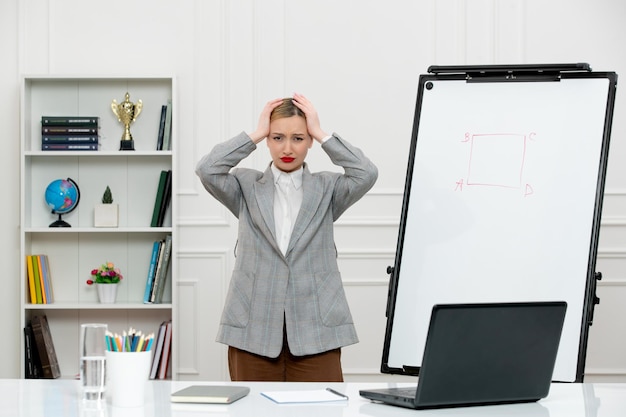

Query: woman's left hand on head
left=292, top=93, right=328, bottom=142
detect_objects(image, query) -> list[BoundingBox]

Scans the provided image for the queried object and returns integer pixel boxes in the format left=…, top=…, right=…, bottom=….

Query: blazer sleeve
left=195, top=132, right=257, bottom=217
left=322, top=133, right=378, bottom=220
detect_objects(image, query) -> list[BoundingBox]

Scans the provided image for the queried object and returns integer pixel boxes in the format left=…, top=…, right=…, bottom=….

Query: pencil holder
left=105, top=350, right=151, bottom=407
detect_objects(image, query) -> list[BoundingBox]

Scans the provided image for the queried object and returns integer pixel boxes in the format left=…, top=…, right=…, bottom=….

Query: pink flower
left=88, top=262, right=123, bottom=285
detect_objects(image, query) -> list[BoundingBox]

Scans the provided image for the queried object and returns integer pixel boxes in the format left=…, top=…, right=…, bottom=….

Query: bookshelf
left=19, top=76, right=177, bottom=379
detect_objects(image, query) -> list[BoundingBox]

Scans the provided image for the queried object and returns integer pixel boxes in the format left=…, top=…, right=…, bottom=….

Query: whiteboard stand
left=381, top=63, right=617, bottom=383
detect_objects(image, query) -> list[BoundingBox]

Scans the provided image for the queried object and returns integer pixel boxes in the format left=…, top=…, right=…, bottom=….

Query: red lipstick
left=281, top=157, right=295, bottom=163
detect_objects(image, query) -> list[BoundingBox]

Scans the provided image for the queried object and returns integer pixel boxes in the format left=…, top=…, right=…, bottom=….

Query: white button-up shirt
left=271, top=164, right=304, bottom=255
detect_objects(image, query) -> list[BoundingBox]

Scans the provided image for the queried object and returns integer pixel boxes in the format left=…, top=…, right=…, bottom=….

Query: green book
left=150, top=170, right=168, bottom=227
left=157, top=170, right=172, bottom=227
left=31, top=255, right=43, bottom=304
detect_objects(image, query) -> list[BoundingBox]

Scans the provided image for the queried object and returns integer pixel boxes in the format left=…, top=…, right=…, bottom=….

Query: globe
left=45, top=178, right=80, bottom=227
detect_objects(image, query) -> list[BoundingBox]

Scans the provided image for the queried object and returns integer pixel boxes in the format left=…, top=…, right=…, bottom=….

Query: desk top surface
left=2, top=379, right=625, bottom=417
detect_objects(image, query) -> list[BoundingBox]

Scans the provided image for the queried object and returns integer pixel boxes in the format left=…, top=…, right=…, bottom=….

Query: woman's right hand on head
left=248, top=98, right=284, bottom=144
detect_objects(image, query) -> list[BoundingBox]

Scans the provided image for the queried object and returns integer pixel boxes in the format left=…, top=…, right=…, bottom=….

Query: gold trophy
left=111, top=92, right=143, bottom=150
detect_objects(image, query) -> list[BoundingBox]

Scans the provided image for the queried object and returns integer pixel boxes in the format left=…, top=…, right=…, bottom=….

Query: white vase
left=94, top=204, right=119, bottom=228
left=96, top=283, right=118, bottom=303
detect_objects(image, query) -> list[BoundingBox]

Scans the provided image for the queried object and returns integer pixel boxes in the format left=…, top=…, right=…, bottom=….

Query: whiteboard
left=382, top=70, right=617, bottom=383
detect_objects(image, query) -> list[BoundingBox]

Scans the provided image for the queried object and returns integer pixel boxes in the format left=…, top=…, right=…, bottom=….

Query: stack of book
left=41, top=116, right=100, bottom=151
left=24, top=315, right=61, bottom=379
left=26, top=254, right=54, bottom=304
left=149, top=320, right=173, bottom=379
left=143, top=235, right=173, bottom=304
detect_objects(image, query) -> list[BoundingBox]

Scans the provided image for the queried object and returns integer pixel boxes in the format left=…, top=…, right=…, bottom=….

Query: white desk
left=2, top=379, right=625, bottom=416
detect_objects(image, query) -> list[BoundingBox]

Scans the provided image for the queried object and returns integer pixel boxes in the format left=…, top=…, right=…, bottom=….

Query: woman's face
left=267, top=115, right=313, bottom=172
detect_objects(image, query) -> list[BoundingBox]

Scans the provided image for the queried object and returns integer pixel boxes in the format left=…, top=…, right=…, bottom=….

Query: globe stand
left=49, top=213, right=71, bottom=227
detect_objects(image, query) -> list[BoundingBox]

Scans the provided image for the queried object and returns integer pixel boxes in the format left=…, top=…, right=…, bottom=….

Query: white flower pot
left=94, top=204, right=119, bottom=228
left=96, top=283, right=118, bottom=303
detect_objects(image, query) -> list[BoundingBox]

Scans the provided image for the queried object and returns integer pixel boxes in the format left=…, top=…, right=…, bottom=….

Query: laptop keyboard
left=387, top=388, right=417, bottom=397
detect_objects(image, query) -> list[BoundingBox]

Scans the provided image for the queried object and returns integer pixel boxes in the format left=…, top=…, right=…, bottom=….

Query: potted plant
left=94, top=185, right=119, bottom=227
left=87, top=262, right=123, bottom=303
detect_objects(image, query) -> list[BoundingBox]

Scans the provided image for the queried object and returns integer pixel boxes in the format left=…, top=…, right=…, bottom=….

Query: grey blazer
left=195, top=132, right=378, bottom=357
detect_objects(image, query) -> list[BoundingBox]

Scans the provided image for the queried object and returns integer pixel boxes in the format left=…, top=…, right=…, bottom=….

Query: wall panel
left=177, top=251, right=230, bottom=380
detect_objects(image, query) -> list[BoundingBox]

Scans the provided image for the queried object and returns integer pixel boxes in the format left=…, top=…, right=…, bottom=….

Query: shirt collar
left=271, top=164, right=303, bottom=190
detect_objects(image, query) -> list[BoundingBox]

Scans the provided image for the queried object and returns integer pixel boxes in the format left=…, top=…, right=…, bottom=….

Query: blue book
left=39, top=255, right=54, bottom=304
left=143, top=241, right=162, bottom=303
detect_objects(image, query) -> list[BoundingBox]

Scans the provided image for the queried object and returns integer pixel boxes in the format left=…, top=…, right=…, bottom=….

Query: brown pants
left=228, top=340, right=344, bottom=382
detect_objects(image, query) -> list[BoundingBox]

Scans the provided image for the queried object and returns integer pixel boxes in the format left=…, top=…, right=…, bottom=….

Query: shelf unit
left=19, top=76, right=177, bottom=379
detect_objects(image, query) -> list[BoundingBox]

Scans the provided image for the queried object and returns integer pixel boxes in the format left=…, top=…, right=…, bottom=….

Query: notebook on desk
left=360, top=301, right=567, bottom=410
left=170, top=385, right=250, bottom=404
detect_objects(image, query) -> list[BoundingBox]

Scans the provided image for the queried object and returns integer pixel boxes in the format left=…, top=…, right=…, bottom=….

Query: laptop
left=360, top=301, right=567, bottom=409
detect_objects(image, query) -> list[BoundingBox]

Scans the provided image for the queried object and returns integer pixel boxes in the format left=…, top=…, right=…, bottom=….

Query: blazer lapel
left=286, top=165, right=324, bottom=257
left=254, top=165, right=281, bottom=253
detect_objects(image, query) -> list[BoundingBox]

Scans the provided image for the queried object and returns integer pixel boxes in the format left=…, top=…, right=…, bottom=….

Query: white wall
left=1, top=0, right=20, bottom=380
left=1, top=0, right=625, bottom=381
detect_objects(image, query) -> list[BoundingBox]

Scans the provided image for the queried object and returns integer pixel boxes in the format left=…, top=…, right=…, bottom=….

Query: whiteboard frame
left=380, top=64, right=618, bottom=383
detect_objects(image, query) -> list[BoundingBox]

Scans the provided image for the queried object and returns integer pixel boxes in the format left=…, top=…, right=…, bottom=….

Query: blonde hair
left=270, top=98, right=306, bottom=122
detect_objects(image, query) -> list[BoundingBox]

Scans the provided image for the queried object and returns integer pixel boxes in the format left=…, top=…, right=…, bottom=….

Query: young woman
left=195, top=93, right=378, bottom=381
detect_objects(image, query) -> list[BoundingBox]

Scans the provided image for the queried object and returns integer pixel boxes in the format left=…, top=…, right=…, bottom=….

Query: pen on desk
left=326, top=387, right=349, bottom=400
